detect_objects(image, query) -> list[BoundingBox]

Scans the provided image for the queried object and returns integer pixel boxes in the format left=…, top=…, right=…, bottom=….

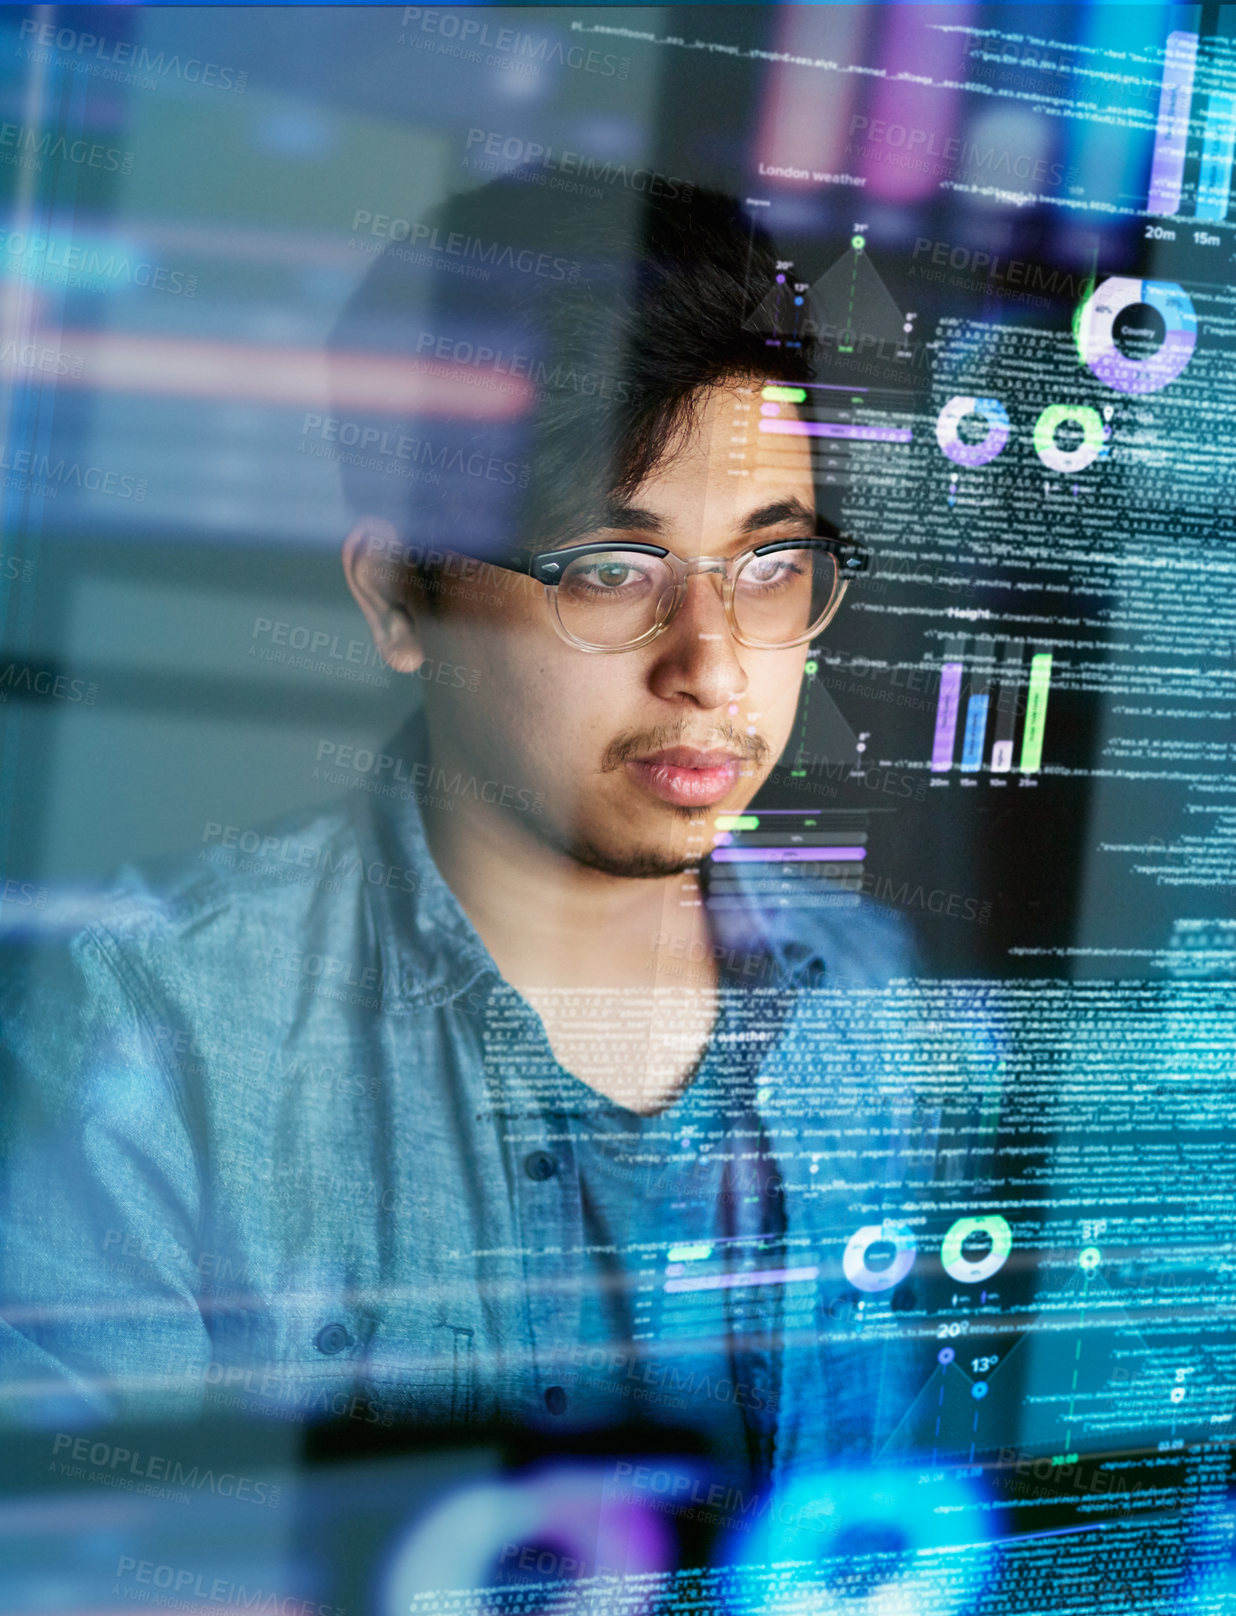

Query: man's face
left=358, top=382, right=818, bottom=878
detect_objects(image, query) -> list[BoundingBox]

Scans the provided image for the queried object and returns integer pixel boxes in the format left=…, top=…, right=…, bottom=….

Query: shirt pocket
left=357, top=1313, right=478, bottom=1430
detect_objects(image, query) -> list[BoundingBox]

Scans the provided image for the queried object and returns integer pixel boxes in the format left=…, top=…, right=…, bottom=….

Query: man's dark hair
left=328, top=174, right=814, bottom=568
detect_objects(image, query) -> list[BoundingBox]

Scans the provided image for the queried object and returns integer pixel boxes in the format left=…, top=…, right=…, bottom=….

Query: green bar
left=761, top=385, right=806, bottom=403
left=716, top=814, right=759, bottom=830
left=667, top=1243, right=713, bottom=1263
left=1019, top=653, right=1052, bottom=773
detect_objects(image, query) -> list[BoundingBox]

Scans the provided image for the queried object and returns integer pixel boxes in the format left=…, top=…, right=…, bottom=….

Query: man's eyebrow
left=593, top=497, right=816, bottom=537
left=739, top=498, right=816, bottom=535
left=598, top=503, right=666, bottom=534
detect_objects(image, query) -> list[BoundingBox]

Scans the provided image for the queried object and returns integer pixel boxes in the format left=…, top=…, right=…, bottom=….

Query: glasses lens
left=554, top=550, right=677, bottom=648
left=734, top=545, right=840, bottom=646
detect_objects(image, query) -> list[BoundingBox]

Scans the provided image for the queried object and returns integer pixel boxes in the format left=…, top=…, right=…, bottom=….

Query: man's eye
left=745, top=556, right=801, bottom=585
left=565, top=556, right=653, bottom=592
left=592, top=562, right=637, bottom=588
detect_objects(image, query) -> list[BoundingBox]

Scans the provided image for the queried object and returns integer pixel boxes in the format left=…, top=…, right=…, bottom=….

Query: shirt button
left=314, top=1322, right=352, bottom=1356
left=524, top=1150, right=558, bottom=1182
left=544, top=1385, right=568, bottom=1416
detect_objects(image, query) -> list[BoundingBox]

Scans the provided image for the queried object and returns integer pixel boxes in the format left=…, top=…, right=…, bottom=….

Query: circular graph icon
left=843, top=1221, right=918, bottom=1293
left=379, top=1464, right=672, bottom=1615
left=725, top=1467, right=989, bottom=1616
left=1033, top=404, right=1105, bottom=473
left=941, top=1214, right=1013, bottom=1284
left=936, top=395, right=1011, bottom=467
left=1076, top=276, right=1197, bottom=394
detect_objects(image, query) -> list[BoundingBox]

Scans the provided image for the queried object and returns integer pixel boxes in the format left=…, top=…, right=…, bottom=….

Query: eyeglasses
left=491, top=533, right=869, bottom=654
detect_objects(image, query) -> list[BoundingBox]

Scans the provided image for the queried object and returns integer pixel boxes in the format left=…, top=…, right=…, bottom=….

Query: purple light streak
left=759, top=420, right=912, bottom=443
left=712, top=847, right=866, bottom=863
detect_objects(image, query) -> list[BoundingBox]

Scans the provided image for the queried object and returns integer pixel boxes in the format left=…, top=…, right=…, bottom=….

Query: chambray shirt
left=0, top=713, right=995, bottom=1488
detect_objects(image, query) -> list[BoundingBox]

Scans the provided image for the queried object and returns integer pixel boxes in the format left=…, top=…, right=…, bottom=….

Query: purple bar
left=1148, top=30, right=1197, bottom=216
left=712, top=847, right=866, bottom=863
left=665, top=1264, right=820, bottom=1295
left=931, top=662, right=963, bottom=772
left=759, top=420, right=913, bottom=443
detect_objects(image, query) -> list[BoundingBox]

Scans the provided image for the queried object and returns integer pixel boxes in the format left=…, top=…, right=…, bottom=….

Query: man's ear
left=342, top=519, right=426, bottom=675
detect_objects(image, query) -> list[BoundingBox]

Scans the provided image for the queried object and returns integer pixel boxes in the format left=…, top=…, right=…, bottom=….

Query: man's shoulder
left=0, top=797, right=369, bottom=1011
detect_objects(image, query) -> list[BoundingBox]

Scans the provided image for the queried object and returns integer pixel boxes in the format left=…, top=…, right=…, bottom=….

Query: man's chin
left=565, top=836, right=704, bottom=880
left=540, top=786, right=756, bottom=879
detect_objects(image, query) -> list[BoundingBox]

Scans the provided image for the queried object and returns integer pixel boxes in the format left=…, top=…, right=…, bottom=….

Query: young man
left=0, top=180, right=930, bottom=1487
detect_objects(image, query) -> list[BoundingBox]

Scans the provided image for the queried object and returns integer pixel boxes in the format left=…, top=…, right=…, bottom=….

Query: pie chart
left=1076, top=275, right=1197, bottom=394
left=936, top=395, right=1011, bottom=466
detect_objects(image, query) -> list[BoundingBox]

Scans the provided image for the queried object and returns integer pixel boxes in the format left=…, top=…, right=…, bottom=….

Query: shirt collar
left=351, top=709, right=498, bottom=1012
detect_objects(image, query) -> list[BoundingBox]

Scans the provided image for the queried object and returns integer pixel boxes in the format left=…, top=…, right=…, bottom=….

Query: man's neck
left=416, top=740, right=721, bottom=1114
left=419, top=765, right=715, bottom=992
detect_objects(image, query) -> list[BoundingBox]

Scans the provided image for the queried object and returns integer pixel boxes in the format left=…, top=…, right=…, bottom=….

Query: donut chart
left=378, top=1465, right=671, bottom=1611
left=725, top=1467, right=989, bottom=1616
left=1076, top=275, right=1197, bottom=394
left=941, top=1214, right=1013, bottom=1284
left=1033, top=404, right=1105, bottom=473
left=936, top=395, right=1011, bottom=467
left=843, top=1221, right=918, bottom=1293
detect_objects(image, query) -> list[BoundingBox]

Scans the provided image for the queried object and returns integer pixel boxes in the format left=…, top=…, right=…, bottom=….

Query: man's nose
left=646, top=572, right=748, bottom=707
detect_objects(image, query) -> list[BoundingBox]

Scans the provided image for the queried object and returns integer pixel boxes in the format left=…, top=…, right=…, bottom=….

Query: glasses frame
left=490, top=533, right=870, bottom=654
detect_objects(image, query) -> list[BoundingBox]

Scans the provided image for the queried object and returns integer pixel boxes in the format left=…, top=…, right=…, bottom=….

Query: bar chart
left=930, top=638, right=1053, bottom=776
left=707, top=809, right=870, bottom=905
left=1147, top=28, right=1236, bottom=225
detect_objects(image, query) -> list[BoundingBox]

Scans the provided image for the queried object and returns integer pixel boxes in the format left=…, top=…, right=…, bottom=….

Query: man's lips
left=624, top=747, right=746, bottom=807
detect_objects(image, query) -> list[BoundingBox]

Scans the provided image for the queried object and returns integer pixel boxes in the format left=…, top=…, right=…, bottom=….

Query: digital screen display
left=0, top=4, right=1233, bottom=1613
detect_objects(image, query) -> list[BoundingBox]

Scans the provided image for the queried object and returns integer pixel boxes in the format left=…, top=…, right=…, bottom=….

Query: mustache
left=600, top=722, right=771, bottom=773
